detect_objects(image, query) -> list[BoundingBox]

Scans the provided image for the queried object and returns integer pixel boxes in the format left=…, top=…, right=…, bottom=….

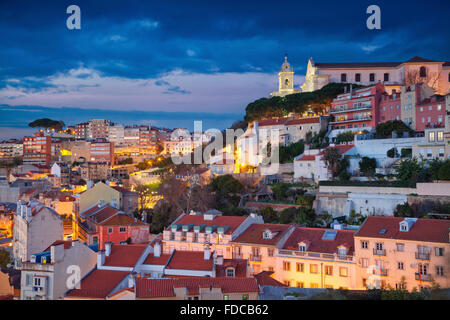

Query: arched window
left=420, top=66, right=427, bottom=78
left=341, top=73, right=347, bottom=82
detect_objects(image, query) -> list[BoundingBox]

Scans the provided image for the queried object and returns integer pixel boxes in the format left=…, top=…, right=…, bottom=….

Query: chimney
left=215, top=255, right=223, bottom=265
left=50, top=243, right=65, bottom=263
left=97, top=251, right=105, bottom=266
left=204, top=245, right=211, bottom=261
left=154, top=242, right=161, bottom=258
left=128, top=273, right=135, bottom=288
left=105, top=242, right=112, bottom=257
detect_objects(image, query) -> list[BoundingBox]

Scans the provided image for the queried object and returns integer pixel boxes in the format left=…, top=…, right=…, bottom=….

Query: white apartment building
left=20, top=240, right=97, bottom=300
left=13, top=200, right=63, bottom=266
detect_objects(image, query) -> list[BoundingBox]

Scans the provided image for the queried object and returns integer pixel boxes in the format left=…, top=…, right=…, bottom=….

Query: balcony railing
left=415, top=252, right=430, bottom=260
left=249, top=254, right=262, bottom=262
left=373, top=268, right=388, bottom=277
left=277, top=249, right=355, bottom=263
left=415, top=273, right=432, bottom=282
left=373, top=249, right=386, bottom=256
left=330, top=116, right=372, bottom=124
left=330, top=105, right=372, bottom=114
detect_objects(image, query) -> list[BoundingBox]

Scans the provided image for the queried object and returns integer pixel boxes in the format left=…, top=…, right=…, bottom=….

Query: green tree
left=0, top=248, right=11, bottom=268
left=359, top=157, right=377, bottom=177
left=393, top=203, right=415, bottom=217
left=395, top=158, right=422, bottom=181
left=323, top=148, right=342, bottom=180
left=211, top=175, right=244, bottom=194
left=271, top=183, right=290, bottom=201
left=376, top=120, right=413, bottom=138
left=437, top=160, right=450, bottom=180
left=295, top=207, right=316, bottom=226
left=28, top=118, right=65, bottom=131
left=260, top=207, right=278, bottom=223
left=279, top=207, right=298, bottom=224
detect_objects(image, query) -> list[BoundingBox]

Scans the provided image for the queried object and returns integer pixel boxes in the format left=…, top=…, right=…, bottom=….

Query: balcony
left=232, top=253, right=243, bottom=259
left=415, top=252, right=430, bottom=260
left=249, top=254, right=262, bottom=262
left=373, top=249, right=386, bottom=256
left=330, top=105, right=372, bottom=114
left=330, top=116, right=372, bottom=125
left=373, top=268, right=388, bottom=277
left=277, top=249, right=355, bottom=263
left=415, top=273, right=432, bottom=282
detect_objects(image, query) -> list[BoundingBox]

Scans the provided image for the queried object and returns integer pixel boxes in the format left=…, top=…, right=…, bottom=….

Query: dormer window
left=262, top=230, right=273, bottom=240
left=298, top=244, right=307, bottom=252
left=338, top=247, right=347, bottom=256
left=400, top=223, right=408, bottom=232
left=225, top=267, right=235, bottom=278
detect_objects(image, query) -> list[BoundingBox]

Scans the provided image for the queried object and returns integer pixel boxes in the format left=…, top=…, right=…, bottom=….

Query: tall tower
left=270, top=54, right=300, bottom=97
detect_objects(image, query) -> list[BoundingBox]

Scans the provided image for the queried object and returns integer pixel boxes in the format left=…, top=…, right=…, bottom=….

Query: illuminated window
left=339, top=267, right=348, bottom=277
left=296, top=282, right=304, bottom=288
left=310, top=283, right=319, bottom=288
left=428, top=132, right=435, bottom=142
left=310, top=264, right=319, bottom=274
left=437, top=131, right=444, bottom=142
left=283, top=261, right=291, bottom=271
left=325, top=266, right=333, bottom=276
left=296, top=263, right=304, bottom=272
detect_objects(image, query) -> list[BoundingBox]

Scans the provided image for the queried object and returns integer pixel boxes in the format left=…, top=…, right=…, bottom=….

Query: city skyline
left=1, top=0, right=450, bottom=139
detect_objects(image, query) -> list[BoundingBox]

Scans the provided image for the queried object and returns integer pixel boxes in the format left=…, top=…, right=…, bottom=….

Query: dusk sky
left=0, top=0, right=449, bottom=138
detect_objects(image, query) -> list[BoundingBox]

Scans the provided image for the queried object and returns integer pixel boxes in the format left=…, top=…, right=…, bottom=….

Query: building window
left=341, top=73, right=347, bottom=82
left=375, top=242, right=383, bottom=250
left=283, top=280, right=290, bottom=286
left=310, top=264, right=319, bottom=274
left=267, top=248, right=274, bottom=257
left=355, top=73, right=361, bottom=82
left=283, top=261, right=291, bottom=271
left=396, top=243, right=404, bottom=252
left=437, top=132, right=444, bottom=142
left=361, top=241, right=368, bottom=249
left=370, top=73, right=375, bottom=82
left=420, top=66, right=427, bottom=78
left=435, top=247, right=444, bottom=256
left=119, top=227, right=126, bottom=233
left=324, top=266, right=333, bottom=276
left=26, top=274, right=32, bottom=286
left=398, top=262, right=404, bottom=270
left=226, top=268, right=235, bottom=278
left=108, top=228, right=113, bottom=234
left=436, top=266, right=444, bottom=277
left=429, top=131, right=435, bottom=142
left=437, top=104, right=442, bottom=111
left=339, top=267, right=348, bottom=277
left=384, top=73, right=389, bottom=82
left=223, top=295, right=229, bottom=300
left=296, top=282, right=304, bottom=288
left=296, top=263, right=304, bottom=272
left=310, top=283, right=319, bottom=289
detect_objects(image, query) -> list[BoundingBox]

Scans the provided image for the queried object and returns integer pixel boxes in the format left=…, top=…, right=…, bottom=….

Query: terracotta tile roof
left=254, top=271, right=287, bottom=287
left=215, top=259, right=248, bottom=278
left=257, top=118, right=289, bottom=127
left=174, top=215, right=247, bottom=235
left=283, top=227, right=355, bottom=255
left=166, top=251, right=213, bottom=271
left=295, top=154, right=316, bottom=162
left=99, top=213, right=147, bottom=227
left=355, top=216, right=450, bottom=243
left=143, top=253, right=172, bottom=266
left=24, top=188, right=37, bottom=196
left=44, top=240, right=73, bottom=252
left=285, top=117, right=320, bottom=126
left=232, top=223, right=293, bottom=246
left=111, top=186, right=136, bottom=194
left=59, top=195, right=75, bottom=202
left=65, top=270, right=129, bottom=299
left=103, top=244, right=147, bottom=268
left=318, top=144, right=355, bottom=156
left=406, top=56, right=439, bottom=63
left=81, top=205, right=120, bottom=224
left=136, top=277, right=258, bottom=298
left=316, top=62, right=402, bottom=68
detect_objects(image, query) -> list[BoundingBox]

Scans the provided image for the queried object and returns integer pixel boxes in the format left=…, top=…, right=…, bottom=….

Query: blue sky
left=0, top=0, right=449, bottom=138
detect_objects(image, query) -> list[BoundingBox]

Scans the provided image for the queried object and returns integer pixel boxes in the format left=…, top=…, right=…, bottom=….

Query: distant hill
left=28, top=118, right=65, bottom=131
